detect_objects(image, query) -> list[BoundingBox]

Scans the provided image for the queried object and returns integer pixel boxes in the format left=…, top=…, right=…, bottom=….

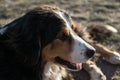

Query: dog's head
left=37, top=6, right=96, bottom=71
left=0, top=6, right=95, bottom=71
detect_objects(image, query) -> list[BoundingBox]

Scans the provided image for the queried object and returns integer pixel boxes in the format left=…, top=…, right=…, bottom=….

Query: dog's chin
left=55, top=57, right=82, bottom=71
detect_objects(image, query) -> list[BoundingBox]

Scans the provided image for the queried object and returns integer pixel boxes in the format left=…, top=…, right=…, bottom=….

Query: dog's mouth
left=55, top=57, right=82, bottom=71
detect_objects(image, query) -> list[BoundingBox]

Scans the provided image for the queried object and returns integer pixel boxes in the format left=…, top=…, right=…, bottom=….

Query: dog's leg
left=83, top=61, right=106, bottom=80
left=85, top=24, right=120, bottom=64
left=92, top=43, right=120, bottom=64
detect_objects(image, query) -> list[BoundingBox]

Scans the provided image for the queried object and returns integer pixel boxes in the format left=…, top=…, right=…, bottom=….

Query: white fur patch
left=89, top=64, right=106, bottom=80
left=105, top=52, right=120, bottom=64
left=105, top=25, right=118, bottom=33
left=57, top=11, right=95, bottom=63
left=83, top=61, right=106, bottom=80
left=43, top=62, right=67, bottom=80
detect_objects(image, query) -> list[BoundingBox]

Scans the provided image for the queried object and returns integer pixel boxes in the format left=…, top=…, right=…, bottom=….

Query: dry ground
left=0, top=0, right=120, bottom=80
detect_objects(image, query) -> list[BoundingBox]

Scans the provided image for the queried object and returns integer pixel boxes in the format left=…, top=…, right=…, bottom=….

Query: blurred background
left=0, top=0, right=120, bottom=80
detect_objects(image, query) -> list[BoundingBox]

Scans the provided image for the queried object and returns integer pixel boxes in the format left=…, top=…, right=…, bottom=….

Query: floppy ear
left=0, top=13, right=42, bottom=66
left=0, top=8, right=62, bottom=67
left=0, top=17, right=22, bottom=41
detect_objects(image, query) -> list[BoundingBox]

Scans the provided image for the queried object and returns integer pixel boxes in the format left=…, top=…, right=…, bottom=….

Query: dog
left=0, top=6, right=95, bottom=80
left=0, top=6, right=120, bottom=80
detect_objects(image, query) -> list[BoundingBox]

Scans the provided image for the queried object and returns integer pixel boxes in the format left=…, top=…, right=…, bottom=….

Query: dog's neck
left=42, top=62, right=74, bottom=80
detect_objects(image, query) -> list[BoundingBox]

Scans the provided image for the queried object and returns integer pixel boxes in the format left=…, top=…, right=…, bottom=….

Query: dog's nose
left=86, top=49, right=95, bottom=58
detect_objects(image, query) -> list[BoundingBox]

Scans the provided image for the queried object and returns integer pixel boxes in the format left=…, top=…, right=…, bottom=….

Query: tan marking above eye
left=57, top=27, right=70, bottom=41
left=71, top=21, right=77, bottom=30
left=61, top=27, right=70, bottom=36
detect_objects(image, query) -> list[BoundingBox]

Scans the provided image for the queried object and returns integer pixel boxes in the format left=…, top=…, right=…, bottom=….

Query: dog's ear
left=0, top=13, right=42, bottom=66
left=0, top=8, right=62, bottom=66
left=0, top=17, right=22, bottom=41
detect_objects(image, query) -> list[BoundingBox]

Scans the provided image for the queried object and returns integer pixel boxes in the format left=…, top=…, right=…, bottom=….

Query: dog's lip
left=55, top=56, right=82, bottom=71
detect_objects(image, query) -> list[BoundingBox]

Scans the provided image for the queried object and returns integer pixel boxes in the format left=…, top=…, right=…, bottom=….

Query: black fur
left=0, top=7, right=65, bottom=80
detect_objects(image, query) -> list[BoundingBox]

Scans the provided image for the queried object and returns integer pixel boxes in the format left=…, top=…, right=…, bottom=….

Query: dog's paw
left=104, top=52, right=120, bottom=64
left=83, top=61, right=106, bottom=80
left=92, top=43, right=120, bottom=65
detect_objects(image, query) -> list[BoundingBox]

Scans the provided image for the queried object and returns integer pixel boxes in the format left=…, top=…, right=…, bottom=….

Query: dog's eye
left=59, top=33, right=69, bottom=41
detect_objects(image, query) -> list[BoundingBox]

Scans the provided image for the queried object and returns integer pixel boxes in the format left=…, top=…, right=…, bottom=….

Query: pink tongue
left=76, top=63, right=82, bottom=70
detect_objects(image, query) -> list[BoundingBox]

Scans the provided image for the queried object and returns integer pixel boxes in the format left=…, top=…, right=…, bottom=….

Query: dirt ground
left=0, top=0, right=120, bottom=80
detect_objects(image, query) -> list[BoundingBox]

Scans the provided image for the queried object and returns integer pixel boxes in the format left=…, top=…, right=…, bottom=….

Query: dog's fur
left=83, top=60, right=106, bottom=80
left=0, top=6, right=96, bottom=80
left=0, top=6, right=120, bottom=80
